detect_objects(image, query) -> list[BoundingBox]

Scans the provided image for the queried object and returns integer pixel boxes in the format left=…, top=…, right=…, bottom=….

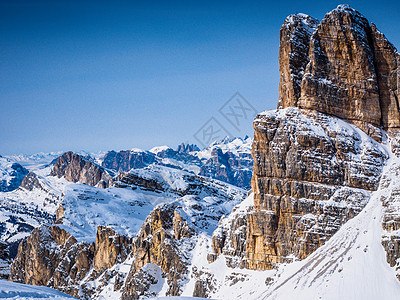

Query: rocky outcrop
left=9, top=224, right=131, bottom=298
left=122, top=203, right=193, bottom=299
left=19, top=172, right=42, bottom=191
left=93, top=226, right=131, bottom=273
left=208, top=194, right=253, bottom=268
left=51, top=152, right=113, bottom=188
left=245, top=108, right=386, bottom=269
left=0, top=241, right=10, bottom=279
left=380, top=156, right=400, bottom=280
left=115, top=164, right=246, bottom=203
left=278, top=5, right=400, bottom=139
left=211, top=107, right=388, bottom=269
left=9, top=225, right=93, bottom=297
left=102, top=150, right=156, bottom=173
left=371, top=24, right=400, bottom=130
left=278, top=13, right=318, bottom=108
left=103, top=138, right=253, bottom=190
left=208, top=4, right=400, bottom=271
left=176, top=143, right=200, bottom=154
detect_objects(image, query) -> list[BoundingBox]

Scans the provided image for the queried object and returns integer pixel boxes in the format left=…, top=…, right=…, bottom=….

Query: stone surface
left=9, top=224, right=131, bottom=298
left=245, top=108, right=386, bottom=269
left=51, top=151, right=113, bottom=188
left=208, top=194, right=253, bottom=268
left=278, top=13, right=318, bottom=108
left=0, top=157, right=28, bottom=192
left=278, top=5, right=400, bottom=138
left=121, top=203, right=193, bottom=299
left=93, top=226, right=131, bottom=273
left=211, top=108, right=387, bottom=270
left=104, top=138, right=253, bottom=190
left=19, top=172, right=42, bottom=191
left=9, top=225, right=93, bottom=297
left=371, top=24, right=400, bottom=130
left=380, top=159, right=400, bottom=280
left=199, top=147, right=253, bottom=190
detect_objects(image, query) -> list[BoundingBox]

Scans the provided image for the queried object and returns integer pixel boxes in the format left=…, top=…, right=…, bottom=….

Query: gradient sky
left=1, top=0, right=400, bottom=155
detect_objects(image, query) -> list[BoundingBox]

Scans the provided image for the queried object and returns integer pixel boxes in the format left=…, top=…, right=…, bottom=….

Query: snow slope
left=0, top=279, right=76, bottom=299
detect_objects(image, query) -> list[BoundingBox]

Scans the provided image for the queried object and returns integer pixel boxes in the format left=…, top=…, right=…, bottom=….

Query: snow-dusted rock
left=0, top=156, right=28, bottom=192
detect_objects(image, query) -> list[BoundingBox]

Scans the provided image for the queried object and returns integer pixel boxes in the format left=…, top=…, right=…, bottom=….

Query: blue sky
left=1, top=0, right=399, bottom=155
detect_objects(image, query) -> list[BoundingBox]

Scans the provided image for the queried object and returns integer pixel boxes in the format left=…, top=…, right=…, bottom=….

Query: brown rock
left=371, top=24, right=400, bottom=129
left=246, top=108, right=385, bottom=270
left=51, top=151, right=113, bottom=188
left=93, top=226, right=131, bottom=273
left=9, top=225, right=93, bottom=295
left=278, top=5, right=400, bottom=140
left=122, top=204, right=193, bottom=299
left=19, top=172, right=42, bottom=191
left=278, top=13, right=318, bottom=108
left=298, top=5, right=382, bottom=134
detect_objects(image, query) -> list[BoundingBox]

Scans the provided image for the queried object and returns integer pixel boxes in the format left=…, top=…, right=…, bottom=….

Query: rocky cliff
left=211, top=5, right=399, bottom=271
left=51, top=152, right=113, bottom=188
left=121, top=203, right=193, bottom=299
left=9, top=224, right=131, bottom=298
left=279, top=5, right=400, bottom=140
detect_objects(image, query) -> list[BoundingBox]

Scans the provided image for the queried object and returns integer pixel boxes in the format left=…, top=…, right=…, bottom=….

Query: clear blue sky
left=1, top=0, right=399, bottom=155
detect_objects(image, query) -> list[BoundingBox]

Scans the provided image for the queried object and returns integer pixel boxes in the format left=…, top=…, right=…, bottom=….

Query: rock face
left=93, top=226, right=131, bottom=273
left=122, top=203, right=193, bottom=299
left=380, top=155, right=400, bottom=280
left=212, top=108, right=387, bottom=270
left=51, top=151, right=113, bottom=188
left=279, top=5, right=400, bottom=139
left=0, top=241, right=10, bottom=279
left=199, top=147, right=253, bottom=190
left=19, top=172, right=43, bottom=191
left=209, top=4, right=400, bottom=271
left=371, top=24, right=400, bottom=130
left=208, top=194, right=253, bottom=268
left=9, top=225, right=93, bottom=296
left=245, top=108, right=386, bottom=269
left=278, top=13, right=318, bottom=108
left=9, top=224, right=131, bottom=298
left=176, top=143, right=200, bottom=153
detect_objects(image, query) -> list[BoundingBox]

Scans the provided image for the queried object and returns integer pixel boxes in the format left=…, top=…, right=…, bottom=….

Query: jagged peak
left=371, top=22, right=399, bottom=54
left=323, top=4, right=369, bottom=26
left=283, top=13, right=319, bottom=30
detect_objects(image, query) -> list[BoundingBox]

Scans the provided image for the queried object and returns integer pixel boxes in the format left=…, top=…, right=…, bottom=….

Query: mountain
left=8, top=157, right=245, bottom=298
left=102, top=137, right=252, bottom=190
left=4, top=4, right=400, bottom=300
left=205, top=4, right=400, bottom=298
left=0, top=156, right=28, bottom=192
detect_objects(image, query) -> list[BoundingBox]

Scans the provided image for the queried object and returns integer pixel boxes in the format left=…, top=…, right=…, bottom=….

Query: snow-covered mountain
left=0, top=137, right=250, bottom=298
left=3, top=4, right=400, bottom=300
left=0, top=156, right=28, bottom=192
left=102, top=136, right=253, bottom=190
